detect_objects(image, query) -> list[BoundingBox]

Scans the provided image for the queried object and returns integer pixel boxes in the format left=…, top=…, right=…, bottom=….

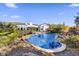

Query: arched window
left=21, top=27, right=23, bottom=30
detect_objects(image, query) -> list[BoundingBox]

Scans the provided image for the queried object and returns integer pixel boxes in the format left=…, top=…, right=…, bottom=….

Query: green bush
left=0, top=28, right=3, bottom=33
left=65, top=35, right=79, bottom=48
left=0, top=32, right=18, bottom=47
left=0, top=23, right=18, bottom=47
left=48, top=24, right=69, bottom=33
left=0, top=32, right=11, bottom=36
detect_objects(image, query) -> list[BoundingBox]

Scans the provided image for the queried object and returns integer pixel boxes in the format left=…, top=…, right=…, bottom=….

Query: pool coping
left=30, top=43, right=66, bottom=53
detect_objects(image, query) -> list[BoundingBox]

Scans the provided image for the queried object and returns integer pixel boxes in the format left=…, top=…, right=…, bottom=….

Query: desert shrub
left=0, top=22, right=18, bottom=47
left=48, top=24, right=70, bottom=33
left=0, top=32, right=18, bottom=47
left=65, top=35, right=79, bottom=48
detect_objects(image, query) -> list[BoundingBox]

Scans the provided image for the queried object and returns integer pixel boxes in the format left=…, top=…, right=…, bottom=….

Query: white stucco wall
left=40, top=24, right=49, bottom=32
left=16, top=22, right=38, bottom=30
left=17, top=25, right=27, bottom=30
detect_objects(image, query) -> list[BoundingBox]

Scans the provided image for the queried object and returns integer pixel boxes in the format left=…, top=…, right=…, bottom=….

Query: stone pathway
left=7, top=46, right=44, bottom=56
left=55, top=47, right=79, bottom=56
left=22, top=52, right=39, bottom=56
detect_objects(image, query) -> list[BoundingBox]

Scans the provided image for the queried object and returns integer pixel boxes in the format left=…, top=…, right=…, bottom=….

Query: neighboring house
left=39, top=23, right=49, bottom=32
left=26, top=22, right=38, bottom=28
left=16, top=25, right=27, bottom=30
left=16, top=22, right=38, bottom=30
left=16, top=22, right=49, bottom=31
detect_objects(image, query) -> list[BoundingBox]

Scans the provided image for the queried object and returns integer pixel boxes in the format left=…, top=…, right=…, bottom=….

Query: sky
left=0, top=3, right=79, bottom=26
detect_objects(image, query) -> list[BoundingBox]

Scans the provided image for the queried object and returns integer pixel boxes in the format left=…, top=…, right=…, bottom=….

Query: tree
left=47, top=24, right=63, bottom=33
left=75, top=13, right=79, bottom=26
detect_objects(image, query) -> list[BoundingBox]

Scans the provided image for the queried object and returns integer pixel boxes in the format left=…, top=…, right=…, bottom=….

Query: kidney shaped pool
left=26, top=33, right=66, bottom=52
left=27, top=33, right=62, bottom=49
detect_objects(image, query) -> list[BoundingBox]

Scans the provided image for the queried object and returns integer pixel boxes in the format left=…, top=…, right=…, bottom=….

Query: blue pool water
left=27, top=33, right=62, bottom=49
